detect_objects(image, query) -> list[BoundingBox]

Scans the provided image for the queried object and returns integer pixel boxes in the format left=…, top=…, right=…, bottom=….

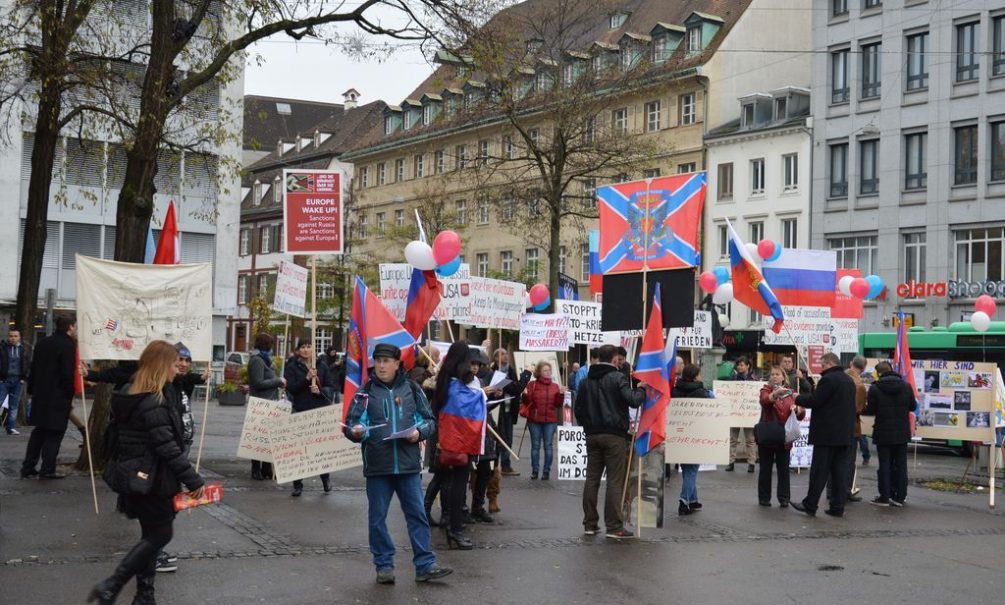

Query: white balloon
left=712, top=282, right=734, bottom=305
left=745, top=242, right=760, bottom=261
left=971, top=311, right=991, bottom=332
left=404, top=240, right=437, bottom=271
left=838, top=275, right=855, bottom=297
left=718, top=313, right=731, bottom=329
left=524, top=293, right=533, bottom=308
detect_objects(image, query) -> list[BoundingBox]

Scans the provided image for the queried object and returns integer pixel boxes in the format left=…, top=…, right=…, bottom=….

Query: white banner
left=236, top=397, right=292, bottom=462
left=519, top=313, right=570, bottom=351
left=378, top=263, right=412, bottom=322
left=468, top=277, right=526, bottom=330
left=76, top=255, right=213, bottom=361
left=668, top=310, right=713, bottom=349
left=762, top=306, right=858, bottom=354
left=434, top=264, right=471, bottom=323
left=556, top=300, right=619, bottom=345
left=712, top=380, right=763, bottom=428
left=272, top=260, right=308, bottom=317
left=557, top=425, right=589, bottom=480
left=789, top=409, right=813, bottom=468
left=663, top=397, right=731, bottom=465
left=269, top=404, right=362, bottom=483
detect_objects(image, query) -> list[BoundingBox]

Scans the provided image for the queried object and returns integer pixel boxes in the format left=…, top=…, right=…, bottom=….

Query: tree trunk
left=74, top=381, right=112, bottom=472
left=548, top=190, right=562, bottom=311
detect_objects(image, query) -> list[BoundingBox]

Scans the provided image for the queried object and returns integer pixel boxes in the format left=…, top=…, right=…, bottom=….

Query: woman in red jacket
left=521, top=361, right=565, bottom=480
left=758, top=366, right=806, bottom=507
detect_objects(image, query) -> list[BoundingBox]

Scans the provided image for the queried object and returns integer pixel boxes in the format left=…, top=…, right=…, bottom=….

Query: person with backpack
left=757, top=366, right=805, bottom=507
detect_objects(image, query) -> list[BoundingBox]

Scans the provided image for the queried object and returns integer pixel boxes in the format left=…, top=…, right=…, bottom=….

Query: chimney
left=342, top=88, right=360, bottom=111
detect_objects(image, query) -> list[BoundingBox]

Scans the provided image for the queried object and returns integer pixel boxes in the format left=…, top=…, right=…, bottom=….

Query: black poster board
left=601, top=269, right=695, bottom=331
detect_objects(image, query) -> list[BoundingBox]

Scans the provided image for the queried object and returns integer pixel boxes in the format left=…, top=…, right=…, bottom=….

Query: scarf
left=256, top=349, right=273, bottom=369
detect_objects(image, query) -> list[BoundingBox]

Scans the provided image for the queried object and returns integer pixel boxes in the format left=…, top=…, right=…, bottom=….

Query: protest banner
left=273, top=260, right=309, bottom=317
left=378, top=263, right=412, bottom=321
left=789, top=411, right=812, bottom=469
left=663, top=397, right=731, bottom=465
left=236, top=397, right=292, bottom=462
left=557, top=425, right=588, bottom=480
left=556, top=300, right=620, bottom=345
left=468, top=277, right=526, bottom=330
left=434, top=263, right=471, bottom=323
left=282, top=170, right=343, bottom=254
left=762, top=306, right=858, bottom=354
left=712, top=380, right=763, bottom=428
left=76, top=255, right=213, bottom=361
left=269, top=404, right=361, bottom=483
left=519, top=313, right=570, bottom=351
left=668, top=310, right=713, bottom=349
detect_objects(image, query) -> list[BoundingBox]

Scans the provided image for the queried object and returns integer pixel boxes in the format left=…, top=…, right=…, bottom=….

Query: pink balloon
left=432, top=230, right=462, bottom=266
left=850, top=277, right=870, bottom=299
left=756, top=239, right=776, bottom=260
left=698, top=271, right=718, bottom=294
left=529, top=283, right=549, bottom=306
left=975, top=294, right=997, bottom=316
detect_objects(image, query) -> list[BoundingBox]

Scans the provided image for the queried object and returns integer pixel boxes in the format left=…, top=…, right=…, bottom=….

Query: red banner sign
left=283, top=170, right=343, bottom=254
left=832, top=268, right=864, bottom=319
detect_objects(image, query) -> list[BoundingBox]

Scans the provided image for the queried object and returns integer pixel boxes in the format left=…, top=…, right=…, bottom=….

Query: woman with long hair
left=247, top=333, right=286, bottom=480
left=757, top=366, right=805, bottom=507
left=88, top=341, right=205, bottom=604
left=284, top=338, right=335, bottom=496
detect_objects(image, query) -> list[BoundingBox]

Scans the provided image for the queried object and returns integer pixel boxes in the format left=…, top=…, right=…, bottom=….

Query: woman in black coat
left=247, top=333, right=286, bottom=480
left=284, top=339, right=334, bottom=496
left=88, top=341, right=204, bottom=605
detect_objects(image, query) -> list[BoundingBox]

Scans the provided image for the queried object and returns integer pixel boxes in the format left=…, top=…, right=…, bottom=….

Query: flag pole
left=194, top=365, right=211, bottom=473
left=310, top=255, right=318, bottom=374
left=79, top=370, right=99, bottom=515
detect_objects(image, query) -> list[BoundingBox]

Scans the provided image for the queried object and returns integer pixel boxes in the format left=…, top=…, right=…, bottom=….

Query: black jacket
left=248, top=353, right=282, bottom=400
left=110, top=389, right=204, bottom=496
left=795, top=365, right=856, bottom=446
left=574, top=363, right=644, bottom=439
left=284, top=356, right=333, bottom=412
left=0, top=342, right=29, bottom=380
left=490, top=363, right=532, bottom=420
left=864, top=373, right=914, bottom=445
left=672, top=380, right=709, bottom=399
left=86, top=361, right=138, bottom=391
left=26, top=331, right=76, bottom=430
left=785, top=369, right=813, bottom=394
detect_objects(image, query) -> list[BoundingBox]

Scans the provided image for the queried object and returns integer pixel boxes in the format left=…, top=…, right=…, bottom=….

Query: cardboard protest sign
left=435, top=264, right=471, bottom=323
left=283, top=170, right=343, bottom=254
left=236, top=397, right=292, bottom=462
left=378, top=263, right=412, bottom=321
left=468, top=277, right=526, bottom=329
left=663, top=398, right=731, bottom=465
left=76, top=255, right=213, bottom=361
left=556, top=300, right=620, bottom=346
left=269, top=405, right=361, bottom=483
left=273, top=260, right=309, bottom=317
left=713, top=380, right=763, bottom=429
left=519, top=313, right=570, bottom=351
left=668, top=310, right=713, bottom=349
left=557, top=425, right=588, bottom=480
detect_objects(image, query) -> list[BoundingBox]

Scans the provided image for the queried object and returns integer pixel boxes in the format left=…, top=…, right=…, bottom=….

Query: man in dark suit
left=791, top=352, right=857, bottom=517
left=20, top=315, right=77, bottom=479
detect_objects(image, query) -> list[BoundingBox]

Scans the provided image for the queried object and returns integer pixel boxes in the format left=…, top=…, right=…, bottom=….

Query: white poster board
left=273, top=260, right=309, bottom=317
left=789, top=409, right=813, bottom=469
left=468, top=277, right=526, bottom=330
left=712, top=380, right=763, bottom=429
left=378, top=263, right=412, bottom=322
left=556, top=300, right=620, bottom=346
left=663, top=397, right=731, bottom=465
left=557, top=425, right=589, bottom=480
left=76, top=255, right=213, bottom=361
left=269, top=404, right=362, bottom=483
left=236, top=397, right=292, bottom=462
left=668, top=310, right=713, bottom=349
left=762, top=306, right=858, bottom=354
left=519, top=313, right=570, bottom=351
left=435, top=264, right=471, bottom=323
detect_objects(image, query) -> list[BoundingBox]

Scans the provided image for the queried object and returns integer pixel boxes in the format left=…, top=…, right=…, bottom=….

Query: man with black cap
left=171, top=342, right=209, bottom=453
left=345, top=343, right=451, bottom=584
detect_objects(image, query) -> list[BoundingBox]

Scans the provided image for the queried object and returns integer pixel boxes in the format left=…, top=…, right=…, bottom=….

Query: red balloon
left=529, top=283, right=550, bottom=306
left=698, top=271, right=718, bottom=294
left=756, top=239, right=776, bottom=260
left=975, top=294, right=997, bottom=316
left=432, top=230, right=462, bottom=266
left=850, top=277, right=870, bottom=299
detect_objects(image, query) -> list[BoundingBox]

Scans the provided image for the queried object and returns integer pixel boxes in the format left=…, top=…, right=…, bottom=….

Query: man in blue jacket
left=345, top=343, right=451, bottom=585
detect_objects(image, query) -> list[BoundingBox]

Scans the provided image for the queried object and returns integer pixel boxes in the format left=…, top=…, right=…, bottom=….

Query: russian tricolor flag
left=632, top=283, right=676, bottom=457
left=727, top=219, right=785, bottom=333
left=438, top=378, right=487, bottom=455
left=588, top=230, right=602, bottom=295
left=762, top=248, right=837, bottom=308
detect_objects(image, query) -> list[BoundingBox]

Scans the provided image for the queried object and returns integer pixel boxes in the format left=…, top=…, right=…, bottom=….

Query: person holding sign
left=757, top=367, right=805, bottom=507
left=284, top=339, right=335, bottom=497
left=247, top=334, right=285, bottom=481
left=863, top=361, right=915, bottom=507
left=726, top=356, right=758, bottom=473
left=521, top=361, right=565, bottom=481
left=671, top=364, right=711, bottom=516
left=344, top=343, right=451, bottom=585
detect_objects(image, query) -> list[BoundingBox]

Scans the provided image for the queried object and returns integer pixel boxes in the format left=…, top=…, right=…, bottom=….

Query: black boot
left=131, top=569, right=157, bottom=604
left=88, top=541, right=158, bottom=604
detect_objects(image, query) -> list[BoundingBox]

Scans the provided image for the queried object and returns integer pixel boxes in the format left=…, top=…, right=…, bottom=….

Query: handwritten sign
left=378, top=263, right=412, bottom=321
left=557, top=425, right=588, bottom=480
left=668, top=310, right=713, bottom=349
left=434, top=264, right=471, bottom=323
left=468, top=277, right=526, bottom=330
left=556, top=300, right=620, bottom=345
left=519, top=313, right=570, bottom=351
left=712, top=380, right=763, bottom=428
left=283, top=169, right=343, bottom=254
left=663, top=398, right=731, bottom=465
left=268, top=404, right=361, bottom=483
left=236, top=397, right=291, bottom=462
left=273, top=261, right=309, bottom=318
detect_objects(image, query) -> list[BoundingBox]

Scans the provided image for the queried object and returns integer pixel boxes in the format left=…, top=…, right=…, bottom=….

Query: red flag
left=153, top=201, right=180, bottom=265
left=403, top=268, right=442, bottom=341
left=74, top=346, right=83, bottom=397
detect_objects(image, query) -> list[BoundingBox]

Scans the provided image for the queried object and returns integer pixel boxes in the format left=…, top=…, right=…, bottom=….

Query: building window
left=992, top=121, right=1005, bottom=182
left=562, top=62, right=575, bottom=86
left=742, top=103, right=755, bottom=127
left=831, top=49, right=849, bottom=103
left=859, top=140, right=879, bottom=195
left=559, top=245, right=567, bottom=275
left=749, top=221, right=764, bottom=244
left=503, top=136, right=514, bottom=159
left=782, top=218, right=798, bottom=249
left=377, top=162, right=386, bottom=185
left=360, top=166, right=369, bottom=188
left=476, top=252, right=489, bottom=277
left=687, top=26, right=701, bottom=53
left=394, top=209, right=405, bottom=228
left=395, top=158, right=405, bottom=182
left=645, top=100, right=661, bottom=132
left=238, top=276, right=248, bottom=304
left=376, top=212, right=386, bottom=236
left=584, top=117, right=596, bottom=143
left=653, top=35, right=670, bottom=62
left=783, top=153, right=798, bottom=191
left=679, top=93, right=696, bottom=125
left=500, top=250, right=513, bottom=277
left=455, top=145, right=467, bottom=170
left=905, top=132, right=927, bottom=190
left=260, top=225, right=274, bottom=254
left=357, top=214, right=368, bottom=239
left=903, top=232, right=926, bottom=284
left=906, top=32, right=929, bottom=90
left=717, top=224, right=728, bottom=258
left=717, top=163, right=733, bottom=200
left=750, top=158, right=765, bottom=195
left=864, top=0, right=881, bottom=9
left=643, top=168, right=661, bottom=179
left=526, top=248, right=539, bottom=280
left=403, top=111, right=412, bottom=130
left=528, top=128, right=540, bottom=146
left=994, top=16, right=1005, bottom=77
left=829, top=235, right=878, bottom=274
left=477, top=198, right=490, bottom=224
left=612, top=107, right=628, bottom=135
left=501, top=196, right=515, bottom=221
left=257, top=274, right=269, bottom=298
left=861, top=42, right=881, bottom=98
left=239, top=229, right=250, bottom=256
left=677, top=163, right=695, bottom=174
left=435, top=149, right=445, bottom=174
left=774, top=97, right=787, bottom=120
left=956, top=21, right=979, bottom=83
left=422, top=104, right=432, bottom=125
left=829, top=142, right=848, bottom=197
left=455, top=200, right=467, bottom=225
left=478, top=139, right=489, bottom=166
left=954, top=125, right=978, bottom=185
left=955, top=228, right=1005, bottom=281
left=833, top=0, right=848, bottom=16
left=413, top=154, right=424, bottom=178
left=384, top=116, right=394, bottom=136
left=609, top=11, right=627, bottom=29
left=583, top=178, right=597, bottom=208
left=580, top=243, right=590, bottom=282
left=252, top=181, right=262, bottom=206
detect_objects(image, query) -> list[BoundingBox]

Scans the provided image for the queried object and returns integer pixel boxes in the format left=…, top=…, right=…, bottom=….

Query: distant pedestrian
left=757, top=366, right=805, bottom=507
left=521, top=360, right=564, bottom=480
left=20, top=315, right=77, bottom=480
left=727, top=356, right=758, bottom=473
left=864, top=361, right=914, bottom=507
left=1, top=327, right=29, bottom=435
left=284, top=339, right=334, bottom=496
left=671, top=364, right=709, bottom=515
left=345, top=343, right=451, bottom=584
left=792, top=353, right=857, bottom=518
left=247, top=333, right=285, bottom=481
left=574, top=344, right=644, bottom=539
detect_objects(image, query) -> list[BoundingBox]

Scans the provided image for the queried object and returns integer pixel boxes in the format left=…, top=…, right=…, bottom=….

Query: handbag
left=754, top=421, right=785, bottom=447
left=519, top=382, right=534, bottom=418
left=103, top=452, right=158, bottom=495
left=437, top=448, right=469, bottom=467
left=784, top=411, right=802, bottom=443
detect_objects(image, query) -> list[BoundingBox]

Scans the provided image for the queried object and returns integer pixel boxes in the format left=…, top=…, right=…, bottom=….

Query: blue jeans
left=858, top=435, right=871, bottom=461
left=679, top=464, right=699, bottom=504
left=0, top=378, right=22, bottom=431
left=528, top=422, right=557, bottom=474
left=365, top=473, right=437, bottom=574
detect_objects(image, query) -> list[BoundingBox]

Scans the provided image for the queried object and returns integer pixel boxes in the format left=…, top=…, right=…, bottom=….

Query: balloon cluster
left=698, top=239, right=782, bottom=309
left=404, top=231, right=462, bottom=277
left=528, top=283, right=551, bottom=312
left=971, top=295, right=997, bottom=332
left=838, top=274, right=885, bottom=300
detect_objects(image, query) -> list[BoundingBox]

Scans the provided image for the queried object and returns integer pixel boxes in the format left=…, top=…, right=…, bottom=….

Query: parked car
left=224, top=351, right=250, bottom=383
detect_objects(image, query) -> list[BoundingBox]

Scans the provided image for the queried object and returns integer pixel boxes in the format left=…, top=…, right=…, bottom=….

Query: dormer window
left=313, top=130, right=321, bottom=147
left=527, top=38, right=543, bottom=54
left=774, top=97, right=787, bottom=120
left=535, top=71, right=551, bottom=92
left=273, top=176, right=281, bottom=203
left=562, top=63, right=575, bottom=86
left=422, top=104, right=432, bottom=125
left=384, top=116, right=393, bottom=135
left=687, top=26, right=702, bottom=52
left=403, top=111, right=412, bottom=129
left=252, top=180, right=262, bottom=206
left=742, top=103, right=755, bottom=127
left=457, top=66, right=470, bottom=79
left=609, top=11, right=628, bottom=29
left=653, top=35, right=670, bottom=62
left=592, top=54, right=605, bottom=74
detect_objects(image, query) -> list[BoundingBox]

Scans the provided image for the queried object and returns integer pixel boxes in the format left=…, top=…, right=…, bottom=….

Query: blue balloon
left=865, top=274, right=884, bottom=299
left=767, top=242, right=783, bottom=262
left=713, top=266, right=730, bottom=286
left=533, top=296, right=551, bottom=312
left=435, top=256, right=461, bottom=277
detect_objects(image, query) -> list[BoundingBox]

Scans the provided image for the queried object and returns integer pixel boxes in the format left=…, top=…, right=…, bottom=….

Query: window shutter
left=154, top=150, right=181, bottom=194
left=103, top=226, right=116, bottom=259
left=61, top=223, right=102, bottom=269
left=21, top=133, right=33, bottom=181
left=65, top=139, right=104, bottom=187
left=107, top=143, right=128, bottom=189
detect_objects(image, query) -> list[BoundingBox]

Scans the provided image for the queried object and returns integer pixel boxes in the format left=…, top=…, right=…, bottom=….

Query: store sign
left=896, top=279, right=1005, bottom=299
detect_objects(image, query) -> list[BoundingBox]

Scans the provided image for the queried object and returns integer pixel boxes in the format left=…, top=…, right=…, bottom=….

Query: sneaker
left=530, top=472, right=538, bottom=480
left=376, top=568, right=395, bottom=584
left=889, top=499, right=904, bottom=508
left=541, top=472, right=550, bottom=481
left=163, top=553, right=178, bottom=564
left=7, top=428, right=20, bottom=435
left=870, top=497, right=890, bottom=507
left=155, top=553, right=178, bottom=573
left=678, top=501, right=692, bottom=516
left=583, top=528, right=600, bottom=536
left=846, top=495, right=863, bottom=503
left=415, top=565, right=453, bottom=582
left=689, top=502, right=702, bottom=510
left=605, top=528, right=635, bottom=539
